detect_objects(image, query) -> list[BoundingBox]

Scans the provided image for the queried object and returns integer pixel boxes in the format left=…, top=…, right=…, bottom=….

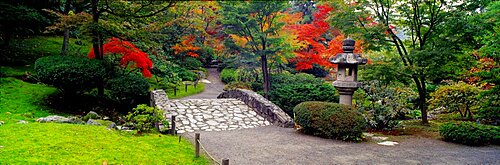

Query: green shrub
left=177, top=69, right=198, bottom=81
left=477, top=88, right=500, bottom=125
left=268, top=73, right=338, bottom=117
left=181, top=57, right=202, bottom=70
left=106, top=73, right=150, bottom=104
left=294, top=101, right=366, bottom=141
left=34, top=56, right=108, bottom=94
left=439, top=122, right=499, bottom=146
left=125, top=104, right=165, bottom=133
left=221, top=68, right=238, bottom=84
left=224, top=82, right=252, bottom=90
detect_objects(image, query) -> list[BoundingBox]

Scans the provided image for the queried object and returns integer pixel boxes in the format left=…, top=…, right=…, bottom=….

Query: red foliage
left=88, top=37, right=153, bottom=77
left=287, top=5, right=363, bottom=71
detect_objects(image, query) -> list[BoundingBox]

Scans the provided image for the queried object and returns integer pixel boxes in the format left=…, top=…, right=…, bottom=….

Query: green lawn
left=0, top=77, right=56, bottom=123
left=0, top=36, right=90, bottom=65
left=149, top=76, right=206, bottom=99
left=0, top=76, right=209, bottom=164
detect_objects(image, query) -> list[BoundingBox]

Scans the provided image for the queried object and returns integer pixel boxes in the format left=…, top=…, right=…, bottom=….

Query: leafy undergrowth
left=0, top=77, right=56, bottom=123
left=0, top=123, right=209, bottom=164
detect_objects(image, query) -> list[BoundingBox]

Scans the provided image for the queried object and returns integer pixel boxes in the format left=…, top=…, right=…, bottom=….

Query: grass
left=0, top=69, right=209, bottom=164
left=0, top=65, right=33, bottom=77
left=149, top=76, right=206, bottom=99
left=0, top=36, right=90, bottom=65
left=0, top=77, right=57, bottom=123
left=0, top=123, right=209, bottom=164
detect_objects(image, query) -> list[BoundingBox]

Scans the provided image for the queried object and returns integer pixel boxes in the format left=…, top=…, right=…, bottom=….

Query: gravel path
left=178, top=68, right=224, bottom=100
left=185, top=126, right=500, bottom=164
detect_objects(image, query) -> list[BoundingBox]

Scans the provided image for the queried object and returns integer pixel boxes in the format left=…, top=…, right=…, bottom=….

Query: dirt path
left=185, top=126, right=500, bottom=164
left=177, top=68, right=225, bottom=100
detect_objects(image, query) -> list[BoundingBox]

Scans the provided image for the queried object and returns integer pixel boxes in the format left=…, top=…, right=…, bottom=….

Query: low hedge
left=35, top=56, right=108, bottom=94
left=294, top=101, right=366, bottom=141
left=106, top=73, right=150, bottom=105
left=439, top=122, right=499, bottom=146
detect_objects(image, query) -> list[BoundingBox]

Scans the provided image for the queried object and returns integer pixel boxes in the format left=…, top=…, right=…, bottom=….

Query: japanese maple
left=287, top=5, right=363, bottom=71
left=88, top=37, right=153, bottom=77
left=172, top=35, right=201, bottom=57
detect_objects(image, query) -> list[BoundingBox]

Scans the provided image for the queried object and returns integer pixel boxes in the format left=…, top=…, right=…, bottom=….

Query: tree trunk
left=61, top=29, right=70, bottom=56
left=61, top=0, right=72, bottom=56
left=419, top=74, right=428, bottom=124
left=91, top=0, right=104, bottom=96
left=261, top=54, right=270, bottom=99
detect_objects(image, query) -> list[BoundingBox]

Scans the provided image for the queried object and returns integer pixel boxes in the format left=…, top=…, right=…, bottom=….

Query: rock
left=120, top=126, right=133, bottom=130
left=37, top=115, right=74, bottom=123
left=16, top=120, right=28, bottom=124
left=0, top=121, right=4, bottom=126
left=377, top=141, right=399, bottom=146
left=372, top=136, right=389, bottom=141
left=83, top=111, right=100, bottom=121
left=86, top=119, right=102, bottom=126
left=363, top=133, right=374, bottom=137
left=103, top=116, right=110, bottom=120
left=107, top=122, right=117, bottom=129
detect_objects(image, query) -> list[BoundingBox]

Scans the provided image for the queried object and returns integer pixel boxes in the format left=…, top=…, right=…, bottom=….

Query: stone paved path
left=166, top=99, right=271, bottom=133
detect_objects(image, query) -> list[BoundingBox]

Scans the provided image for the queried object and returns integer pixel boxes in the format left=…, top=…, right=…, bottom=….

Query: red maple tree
left=88, top=37, right=153, bottom=77
left=287, top=5, right=363, bottom=71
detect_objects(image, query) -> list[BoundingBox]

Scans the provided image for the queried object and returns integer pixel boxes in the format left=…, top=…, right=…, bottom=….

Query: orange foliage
left=287, top=5, right=364, bottom=71
left=172, top=35, right=201, bottom=57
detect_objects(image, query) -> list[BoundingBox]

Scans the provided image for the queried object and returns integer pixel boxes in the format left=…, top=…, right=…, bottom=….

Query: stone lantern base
left=333, top=81, right=360, bottom=106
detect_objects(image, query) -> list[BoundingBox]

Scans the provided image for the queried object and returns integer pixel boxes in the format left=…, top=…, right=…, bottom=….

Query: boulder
left=86, top=119, right=102, bottom=126
left=37, top=115, right=84, bottom=124
left=16, top=120, right=28, bottom=124
left=83, top=111, right=101, bottom=121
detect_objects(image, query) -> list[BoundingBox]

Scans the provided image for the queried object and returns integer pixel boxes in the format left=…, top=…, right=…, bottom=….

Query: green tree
left=220, top=1, right=289, bottom=98
left=327, top=0, right=487, bottom=124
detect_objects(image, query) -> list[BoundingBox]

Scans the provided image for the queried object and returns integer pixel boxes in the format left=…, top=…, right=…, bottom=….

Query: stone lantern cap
left=330, top=38, right=367, bottom=65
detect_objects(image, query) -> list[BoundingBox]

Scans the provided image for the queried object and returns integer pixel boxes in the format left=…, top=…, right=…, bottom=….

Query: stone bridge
left=151, top=89, right=293, bottom=134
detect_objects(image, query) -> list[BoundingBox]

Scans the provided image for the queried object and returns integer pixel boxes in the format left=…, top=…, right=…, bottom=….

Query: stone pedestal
left=333, top=81, right=360, bottom=105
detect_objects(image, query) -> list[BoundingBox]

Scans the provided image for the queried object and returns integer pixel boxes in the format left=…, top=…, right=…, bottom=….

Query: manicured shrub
left=294, top=101, right=366, bottom=141
left=125, top=104, right=166, bottom=133
left=269, top=73, right=338, bottom=117
left=106, top=73, right=150, bottom=104
left=220, top=68, right=238, bottom=84
left=35, top=55, right=108, bottom=94
left=439, top=122, right=499, bottom=146
left=429, top=82, right=481, bottom=119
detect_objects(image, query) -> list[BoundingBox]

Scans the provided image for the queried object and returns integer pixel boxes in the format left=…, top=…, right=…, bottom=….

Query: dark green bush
left=125, top=104, right=165, bottom=133
left=294, top=101, right=366, bottom=141
left=180, top=57, right=202, bottom=70
left=106, top=73, right=150, bottom=104
left=35, top=56, right=108, bottom=94
left=269, top=73, right=338, bottom=117
left=220, top=68, right=238, bottom=84
left=177, top=69, right=198, bottom=81
left=439, top=122, right=499, bottom=146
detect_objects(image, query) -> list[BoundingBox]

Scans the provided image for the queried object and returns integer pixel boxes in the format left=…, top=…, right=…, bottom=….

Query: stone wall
left=151, top=90, right=170, bottom=111
left=217, top=89, right=294, bottom=128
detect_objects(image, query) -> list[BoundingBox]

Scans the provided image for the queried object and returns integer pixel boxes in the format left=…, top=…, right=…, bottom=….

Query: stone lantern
left=330, top=38, right=367, bottom=105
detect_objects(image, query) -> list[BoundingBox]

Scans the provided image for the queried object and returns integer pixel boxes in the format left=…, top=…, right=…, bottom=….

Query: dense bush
left=177, top=69, right=198, bottom=81
left=106, top=73, right=150, bottom=104
left=354, top=81, right=417, bottom=130
left=294, top=101, right=366, bottom=141
left=477, top=88, right=500, bottom=126
left=35, top=56, right=108, bottom=94
left=220, top=68, right=238, bottom=84
left=439, top=122, right=499, bottom=146
left=268, top=73, right=338, bottom=117
left=429, top=82, right=480, bottom=119
left=180, top=57, right=202, bottom=70
left=125, top=104, right=165, bottom=133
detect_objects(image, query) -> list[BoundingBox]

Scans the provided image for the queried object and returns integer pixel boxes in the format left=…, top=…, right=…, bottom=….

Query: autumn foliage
left=172, top=35, right=201, bottom=57
left=287, top=5, right=363, bottom=71
left=88, top=37, right=153, bottom=77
